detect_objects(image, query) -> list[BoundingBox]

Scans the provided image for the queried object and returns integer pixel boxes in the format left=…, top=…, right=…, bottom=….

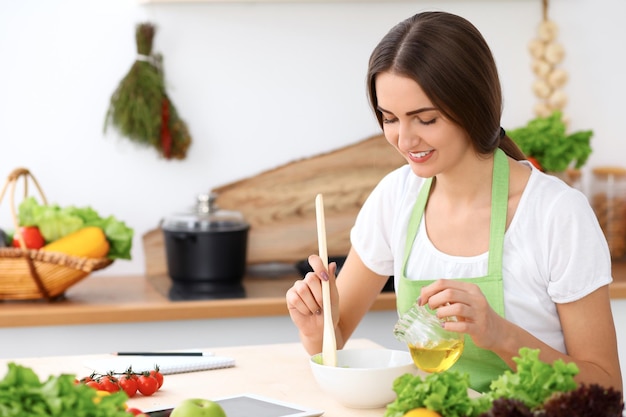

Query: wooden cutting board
left=142, top=133, right=406, bottom=277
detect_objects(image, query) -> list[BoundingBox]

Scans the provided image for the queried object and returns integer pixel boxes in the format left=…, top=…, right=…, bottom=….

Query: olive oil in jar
left=409, top=339, right=464, bottom=373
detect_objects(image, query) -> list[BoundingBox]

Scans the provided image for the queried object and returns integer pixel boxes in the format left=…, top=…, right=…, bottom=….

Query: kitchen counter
left=2, top=260, right=626, bottom=329
left=0, top=268, right=396, bottom=328
left=0, top=338, right=393, bottom=417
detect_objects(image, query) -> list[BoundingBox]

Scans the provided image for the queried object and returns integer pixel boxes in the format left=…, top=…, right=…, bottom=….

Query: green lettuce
left=0, top=363, right=130, bottom=417
left=17, top=197, right=133, bottom=260
left=508, top=111, right=593, bottom=172
left=384, top=371, right=491, bottom=417
left=485, top=347, right=579, bottom=409
left=384, top=348, right=580, bottom=417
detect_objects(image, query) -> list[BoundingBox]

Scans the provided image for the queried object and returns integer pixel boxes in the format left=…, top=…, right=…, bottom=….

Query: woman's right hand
left=286, top=254, right=339, bottom=351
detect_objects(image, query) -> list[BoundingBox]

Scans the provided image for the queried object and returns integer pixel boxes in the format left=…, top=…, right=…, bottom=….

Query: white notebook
left=84, top=355, right=235, bottom=375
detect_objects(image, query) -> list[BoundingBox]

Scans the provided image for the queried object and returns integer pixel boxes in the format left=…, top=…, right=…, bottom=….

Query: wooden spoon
left=315, top=193, right=337, bottom=367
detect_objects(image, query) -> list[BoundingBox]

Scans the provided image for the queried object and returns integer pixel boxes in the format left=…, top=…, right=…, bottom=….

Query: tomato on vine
left=78, top=367, right=164, bottom=397
left=80, top=373, right=95, bottom=384
left=85, top=380, right=102, bottom=390
left=98, top=375, right=120, bottom=393
left=137, top=374, right=159, bottom=396
left=118, top=374, right=138, bottom=398
left=149, top=367, right=164, bottom=388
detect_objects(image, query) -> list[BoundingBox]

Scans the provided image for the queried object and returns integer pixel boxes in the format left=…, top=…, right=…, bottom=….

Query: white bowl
left=309, top=348, right=418, bottom=409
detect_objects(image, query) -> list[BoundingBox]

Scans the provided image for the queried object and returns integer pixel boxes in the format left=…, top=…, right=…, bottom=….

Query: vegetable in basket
left=43, top=226, right=110, bottom=258
left=11, top=226, right=45, bottom=249
left=16, top=197, right=133, bottom=260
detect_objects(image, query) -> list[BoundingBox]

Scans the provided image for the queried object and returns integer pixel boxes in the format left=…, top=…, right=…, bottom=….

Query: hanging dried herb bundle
left=104, top=22, right=192, bottom=159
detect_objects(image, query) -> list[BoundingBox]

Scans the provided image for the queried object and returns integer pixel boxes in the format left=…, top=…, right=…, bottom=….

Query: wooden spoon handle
left=316, top=193, right=337, bottom=367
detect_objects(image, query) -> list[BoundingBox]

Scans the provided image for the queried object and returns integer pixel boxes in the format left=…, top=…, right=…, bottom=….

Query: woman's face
left=375, top=71, right=472, bottom=178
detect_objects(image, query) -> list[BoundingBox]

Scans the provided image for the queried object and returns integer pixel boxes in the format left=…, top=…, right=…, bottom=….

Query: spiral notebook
left=84, top=355, right=235, bottom=375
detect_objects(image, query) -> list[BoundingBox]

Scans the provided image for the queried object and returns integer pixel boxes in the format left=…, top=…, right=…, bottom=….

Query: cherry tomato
left=98, top=375, right=120, bottom=393
left=119, top=374, right=138, bottom=398
left=85, top=380, right=102, bottom=390
left=126, top=408, right=145, bottom=416
left=12, top=226, right=45, bottom=249
left=149, top=369, right=164, bottom=388
left=137, top=374, right=158, bottom=396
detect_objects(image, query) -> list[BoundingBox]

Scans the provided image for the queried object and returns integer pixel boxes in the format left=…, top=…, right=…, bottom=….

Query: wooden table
left=0, top=338, right=393, bottom=417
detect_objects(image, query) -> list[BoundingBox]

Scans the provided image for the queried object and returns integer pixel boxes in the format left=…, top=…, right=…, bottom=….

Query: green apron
left=397, top=148, right=511, bottom=393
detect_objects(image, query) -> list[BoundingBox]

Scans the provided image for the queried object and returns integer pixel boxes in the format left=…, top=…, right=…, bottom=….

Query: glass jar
left=393, top=304, right=464, bottom=373
left=589, top=166, right=626, bottom=260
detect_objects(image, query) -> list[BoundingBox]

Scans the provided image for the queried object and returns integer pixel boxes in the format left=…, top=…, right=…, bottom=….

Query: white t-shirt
left=351, top=161, right=612, bottom=353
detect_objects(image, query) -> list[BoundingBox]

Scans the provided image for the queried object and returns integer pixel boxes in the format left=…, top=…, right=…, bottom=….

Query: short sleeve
left=350, top=166, right=419, bottom=277
left=544, top=187, right=612, bottom=303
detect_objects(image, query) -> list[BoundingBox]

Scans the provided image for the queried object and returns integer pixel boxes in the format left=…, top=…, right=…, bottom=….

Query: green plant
left=507, top=111, right=593, bottom=173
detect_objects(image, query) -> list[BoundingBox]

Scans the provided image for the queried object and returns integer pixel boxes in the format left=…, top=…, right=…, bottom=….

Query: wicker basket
left=0, top=168, right=113, bottom=301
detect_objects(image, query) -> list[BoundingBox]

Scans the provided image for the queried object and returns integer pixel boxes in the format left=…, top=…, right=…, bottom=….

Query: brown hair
left=366, top=11, right=525, bottom=160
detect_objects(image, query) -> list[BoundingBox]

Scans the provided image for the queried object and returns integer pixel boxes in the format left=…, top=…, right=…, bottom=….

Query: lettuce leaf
left=17, top=197, right=133, bottom=260
left=0, top=362, right=130, bottom=417
left=384, top=348, right=580, bottom=417
left=485, top=347, right=579, bottom=409
left=507, top=111, right=593, bottom=172
left=384, top=371, right=491, bottom=417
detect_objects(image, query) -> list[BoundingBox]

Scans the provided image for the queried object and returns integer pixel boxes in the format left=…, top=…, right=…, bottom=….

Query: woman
left=285, top=11, right=622, bottom=393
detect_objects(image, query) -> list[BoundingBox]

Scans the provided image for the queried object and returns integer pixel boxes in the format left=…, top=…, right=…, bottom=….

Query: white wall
left=1, top=0, right=624, bottom=276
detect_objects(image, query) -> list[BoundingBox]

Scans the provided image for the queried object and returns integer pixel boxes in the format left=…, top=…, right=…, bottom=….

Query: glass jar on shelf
left=589, top=166, right=626, bottom=260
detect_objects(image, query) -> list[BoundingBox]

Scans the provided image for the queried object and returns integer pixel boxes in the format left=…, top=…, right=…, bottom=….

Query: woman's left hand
left=419, top=279, right=505, bottom=351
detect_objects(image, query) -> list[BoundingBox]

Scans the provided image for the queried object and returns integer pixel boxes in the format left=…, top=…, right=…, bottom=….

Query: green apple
left=170, top=398, right=227, bottom=417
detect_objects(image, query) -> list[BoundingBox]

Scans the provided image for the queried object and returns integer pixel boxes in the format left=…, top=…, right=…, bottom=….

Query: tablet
left=145, top=393, right=324, bottom=417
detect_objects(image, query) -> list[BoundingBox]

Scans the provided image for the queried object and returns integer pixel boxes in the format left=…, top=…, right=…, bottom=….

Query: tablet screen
left=145, top=393, right=324, bottom=417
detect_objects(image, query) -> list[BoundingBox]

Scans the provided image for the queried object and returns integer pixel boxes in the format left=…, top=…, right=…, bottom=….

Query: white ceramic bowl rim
left=310, top=348, right=413, bottom=370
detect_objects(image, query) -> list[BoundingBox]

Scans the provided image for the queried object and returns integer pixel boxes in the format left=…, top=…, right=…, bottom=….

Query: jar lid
left=162, top=192, right=249, bottom=232
left=592, top=166, right=626, bottom=177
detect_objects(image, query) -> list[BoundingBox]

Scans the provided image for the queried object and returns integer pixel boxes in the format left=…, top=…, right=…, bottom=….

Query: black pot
left=163, top=228, right=249, bottom=282
left=162, top=193, right=250, bottom=300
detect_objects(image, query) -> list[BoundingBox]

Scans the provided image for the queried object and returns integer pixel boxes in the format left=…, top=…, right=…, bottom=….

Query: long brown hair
left=366, top=11, right=525, bottom=161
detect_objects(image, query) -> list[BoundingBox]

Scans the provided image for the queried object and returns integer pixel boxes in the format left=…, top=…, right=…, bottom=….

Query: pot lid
left=162, top=192, right=249, bottom=232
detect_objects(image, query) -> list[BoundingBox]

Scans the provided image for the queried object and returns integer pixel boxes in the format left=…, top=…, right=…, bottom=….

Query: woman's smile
left=408, top=149, right=434, bottom=163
